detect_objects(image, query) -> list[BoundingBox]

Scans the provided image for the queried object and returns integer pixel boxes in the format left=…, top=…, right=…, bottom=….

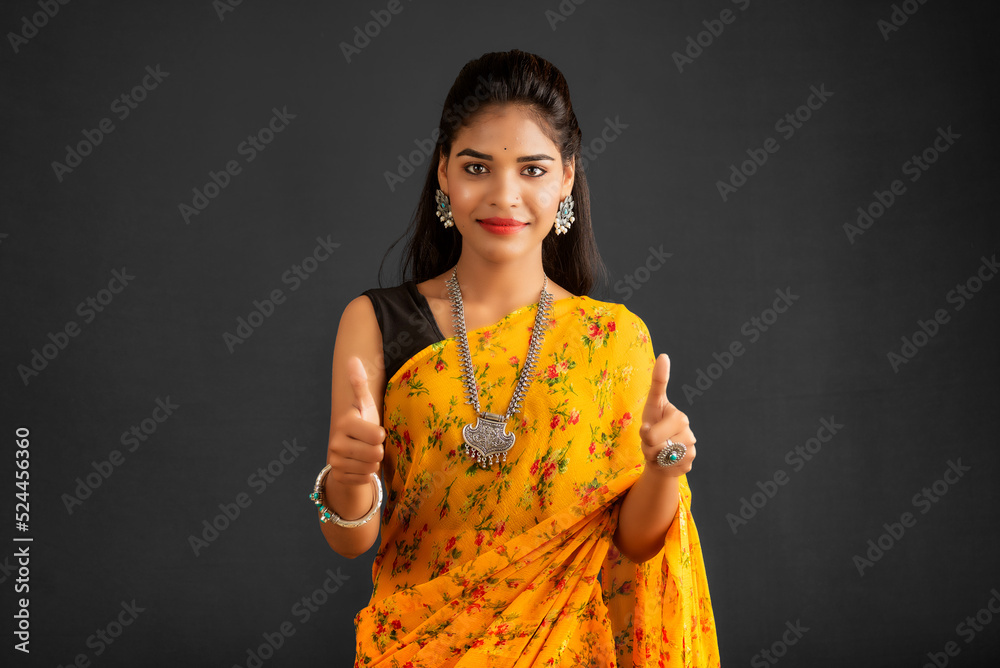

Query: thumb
left=347, top=356, right=379, bottom=425
left=641, top=353, right=671, bottom=428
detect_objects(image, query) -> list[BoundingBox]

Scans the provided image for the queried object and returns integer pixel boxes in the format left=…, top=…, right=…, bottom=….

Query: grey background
left=2, top=0, right=998, bottom=666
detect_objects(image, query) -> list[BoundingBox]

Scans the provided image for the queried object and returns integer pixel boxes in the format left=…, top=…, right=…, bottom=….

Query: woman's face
left=437, top=104, right=575, bottom=262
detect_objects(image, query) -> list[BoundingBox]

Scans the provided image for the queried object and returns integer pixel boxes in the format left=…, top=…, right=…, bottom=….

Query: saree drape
left=354, top=294, right=719, bottom=667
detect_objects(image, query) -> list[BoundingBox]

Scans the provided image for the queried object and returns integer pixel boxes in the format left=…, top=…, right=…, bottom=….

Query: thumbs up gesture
left=348, top=355, right=382, bottom=426
left=639, top=354, right=697, bottom=477
left=327, top=356, right=386, bottom=487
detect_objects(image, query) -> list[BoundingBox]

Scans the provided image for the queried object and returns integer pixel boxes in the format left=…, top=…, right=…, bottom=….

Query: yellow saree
left=354, top=294, right=719, bottom=667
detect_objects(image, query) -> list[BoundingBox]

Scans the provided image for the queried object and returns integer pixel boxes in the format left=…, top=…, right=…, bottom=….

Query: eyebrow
left=455, top=148, right=555, bottom=162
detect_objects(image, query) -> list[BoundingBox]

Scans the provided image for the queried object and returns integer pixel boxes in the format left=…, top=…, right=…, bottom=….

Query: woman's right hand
left=326, top=356, right=386, bottom=487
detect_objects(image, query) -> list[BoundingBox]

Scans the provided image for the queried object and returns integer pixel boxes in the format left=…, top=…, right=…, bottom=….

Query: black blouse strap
left=360, top=281, right=446, bottom=382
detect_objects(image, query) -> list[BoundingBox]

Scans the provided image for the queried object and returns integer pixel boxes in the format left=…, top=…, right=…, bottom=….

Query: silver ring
left=656, top=440, right=687, bottom=468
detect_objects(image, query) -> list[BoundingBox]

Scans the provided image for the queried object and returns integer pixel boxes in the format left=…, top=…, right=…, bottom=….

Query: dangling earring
left=435, top=189, right=455, bottom=228
left=553, top=194, right=575, bottom=235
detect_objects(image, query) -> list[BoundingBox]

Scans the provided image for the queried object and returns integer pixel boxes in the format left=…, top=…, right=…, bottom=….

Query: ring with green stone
left=656, top=440, right=687, bottom=468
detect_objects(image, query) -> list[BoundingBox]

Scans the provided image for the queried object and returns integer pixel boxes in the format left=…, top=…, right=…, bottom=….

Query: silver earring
left=435, top=189, right=455, bottom=228
left=554, top=194, right=575, bottom=235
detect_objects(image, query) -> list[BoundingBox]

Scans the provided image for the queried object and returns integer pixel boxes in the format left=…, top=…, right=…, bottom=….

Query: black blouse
left=361, top=281, right=447, bottom=382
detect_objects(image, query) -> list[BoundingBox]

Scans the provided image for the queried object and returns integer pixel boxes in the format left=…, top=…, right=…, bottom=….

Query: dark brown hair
left=378, top=49, right=607, bottom=296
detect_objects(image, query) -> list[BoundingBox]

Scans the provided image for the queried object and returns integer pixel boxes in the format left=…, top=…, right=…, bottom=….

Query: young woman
left=312, top=49, right=719, bottom=667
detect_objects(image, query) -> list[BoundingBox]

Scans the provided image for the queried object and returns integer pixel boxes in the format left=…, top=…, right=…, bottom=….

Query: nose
left=488, top=167, right=521, bottom=210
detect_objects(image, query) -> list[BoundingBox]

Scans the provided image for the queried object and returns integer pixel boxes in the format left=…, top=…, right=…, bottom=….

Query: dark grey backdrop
left=2, top=0, right=998, bottom=666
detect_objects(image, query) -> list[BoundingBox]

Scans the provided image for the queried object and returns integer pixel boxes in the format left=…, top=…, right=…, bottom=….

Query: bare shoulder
left=339, top=294, right=380, bottom=334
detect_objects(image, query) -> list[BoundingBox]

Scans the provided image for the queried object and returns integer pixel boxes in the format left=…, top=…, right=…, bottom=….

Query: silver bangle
left=309, top=464, right=382, bottom=528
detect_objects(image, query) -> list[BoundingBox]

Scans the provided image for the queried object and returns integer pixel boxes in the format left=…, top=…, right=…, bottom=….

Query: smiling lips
left=478, top=217, right=527, bottom=235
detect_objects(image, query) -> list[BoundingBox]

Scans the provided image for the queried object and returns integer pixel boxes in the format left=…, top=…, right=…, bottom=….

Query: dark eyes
left=464, top=163, right=547, bottom=177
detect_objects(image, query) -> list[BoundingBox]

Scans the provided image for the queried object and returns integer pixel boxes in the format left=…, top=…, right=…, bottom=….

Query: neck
left=452, top=254, right=547, bottom=310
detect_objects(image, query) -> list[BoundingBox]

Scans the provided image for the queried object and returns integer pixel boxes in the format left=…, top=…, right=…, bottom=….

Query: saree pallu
left=354, top=295, right=719, bottom=667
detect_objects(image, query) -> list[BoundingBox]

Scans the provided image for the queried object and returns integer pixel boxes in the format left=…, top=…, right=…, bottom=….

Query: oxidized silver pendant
left=447, top=266, right=551, bottom=471
left=462, top=412, right=515, bottom=468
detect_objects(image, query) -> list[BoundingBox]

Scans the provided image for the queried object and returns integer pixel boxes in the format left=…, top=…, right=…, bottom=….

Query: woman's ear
left=437, top=148, right=449, bottom=194
left=561, top=159, right=575, bottom=200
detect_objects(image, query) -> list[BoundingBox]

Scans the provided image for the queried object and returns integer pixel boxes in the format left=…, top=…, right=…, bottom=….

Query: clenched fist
left=639, top=353, right=697, bottom=477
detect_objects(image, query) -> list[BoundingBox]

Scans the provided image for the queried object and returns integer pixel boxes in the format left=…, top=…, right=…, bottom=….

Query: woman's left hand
left=639, top=353, right=697, bottom=477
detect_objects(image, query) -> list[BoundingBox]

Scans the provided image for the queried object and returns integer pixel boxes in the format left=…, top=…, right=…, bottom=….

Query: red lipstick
left=478, top=217, right=527, bottom=235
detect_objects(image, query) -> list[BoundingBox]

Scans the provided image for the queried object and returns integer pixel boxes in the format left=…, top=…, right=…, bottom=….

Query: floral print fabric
left=354, top=294, right=719, bottom=667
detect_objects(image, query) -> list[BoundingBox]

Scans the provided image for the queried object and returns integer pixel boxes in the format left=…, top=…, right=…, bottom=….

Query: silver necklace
left=446, top=266, right=553, bottom=469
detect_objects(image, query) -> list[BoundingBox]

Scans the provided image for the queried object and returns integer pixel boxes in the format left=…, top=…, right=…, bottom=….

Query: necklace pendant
left=462, top=412, right=515, bottom=468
